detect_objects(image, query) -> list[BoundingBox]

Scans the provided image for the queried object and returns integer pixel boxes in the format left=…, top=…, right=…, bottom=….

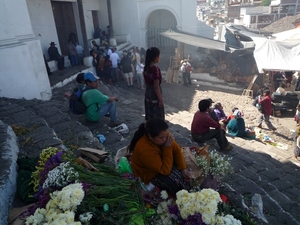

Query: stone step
left=0, top=121, right=19, bottom=225
left=1, top=98, right=102, bottom=155
left=1, top=76, right=300, bottom=224
left=96, top=83, right=300, bottom=223
left=222, top=145, right=300, bottom=224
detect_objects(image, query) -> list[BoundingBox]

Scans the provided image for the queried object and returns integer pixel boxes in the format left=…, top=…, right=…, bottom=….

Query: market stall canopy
left=251, top=29, right=300, bottom=72
left=161, top=29, right=226, bottom=51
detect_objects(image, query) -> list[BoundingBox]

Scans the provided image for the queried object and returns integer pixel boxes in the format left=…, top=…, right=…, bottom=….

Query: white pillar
left=0, top=0, right=52, bottom=100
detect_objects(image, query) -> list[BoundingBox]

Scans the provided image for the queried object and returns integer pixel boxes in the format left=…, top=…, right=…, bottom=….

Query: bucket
left=275, top=110, right=281, bottom=117
left=109, top=38, right=117, bottom=46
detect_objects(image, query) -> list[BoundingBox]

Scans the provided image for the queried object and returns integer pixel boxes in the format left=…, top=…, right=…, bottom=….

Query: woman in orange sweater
left=128, top=118, right=191, bottom=196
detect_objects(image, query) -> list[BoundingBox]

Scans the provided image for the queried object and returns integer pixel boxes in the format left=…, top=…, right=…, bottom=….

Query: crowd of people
left=90, top=44, right=147, bottom=89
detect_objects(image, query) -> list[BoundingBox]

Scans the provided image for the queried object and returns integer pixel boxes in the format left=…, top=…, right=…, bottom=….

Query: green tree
left=261, top=0, right=271, bottom=6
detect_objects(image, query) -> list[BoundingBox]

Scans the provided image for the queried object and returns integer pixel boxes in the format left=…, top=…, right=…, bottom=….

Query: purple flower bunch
left=34, top=152, right=63, bottom=199
left=35, top=188, right=51, bottom=209
left=168, top=204, right=205, bottom=225
left=81, top=182, right=92, bottom=192
left=27, top=188, right=51, bottom=216
left=39, top=151, right=63, bottom=184
left=45, top=151, right=63, bottom=167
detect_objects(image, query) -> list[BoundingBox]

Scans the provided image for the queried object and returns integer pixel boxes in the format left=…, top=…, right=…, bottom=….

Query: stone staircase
left=1, top=79, right=300, bottom=225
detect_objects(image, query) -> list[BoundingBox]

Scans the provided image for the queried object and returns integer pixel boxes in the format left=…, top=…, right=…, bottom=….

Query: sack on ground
left=181, top=145, right=209, bottom=181
left=69, top=89, right=88, bottom=114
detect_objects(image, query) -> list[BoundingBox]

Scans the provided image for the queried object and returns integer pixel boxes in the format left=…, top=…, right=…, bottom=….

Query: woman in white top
left=136, top=59, right=145, bottom=89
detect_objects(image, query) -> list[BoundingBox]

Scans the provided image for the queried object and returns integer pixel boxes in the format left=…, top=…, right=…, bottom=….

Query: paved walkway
left=1, top=71, right=300, bottom=225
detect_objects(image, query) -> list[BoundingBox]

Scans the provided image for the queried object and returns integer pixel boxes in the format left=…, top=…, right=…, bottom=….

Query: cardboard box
left=78, top=147, right=109, bottom=163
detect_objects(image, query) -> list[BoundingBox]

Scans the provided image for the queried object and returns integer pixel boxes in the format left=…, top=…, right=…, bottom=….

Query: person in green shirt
left=82, top=71, right=121, bottom=127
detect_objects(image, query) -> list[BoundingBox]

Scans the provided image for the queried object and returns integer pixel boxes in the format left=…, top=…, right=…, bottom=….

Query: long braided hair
left=127, top=118, right=168, bottom=153
left=143, top=47, right=160, bottom=76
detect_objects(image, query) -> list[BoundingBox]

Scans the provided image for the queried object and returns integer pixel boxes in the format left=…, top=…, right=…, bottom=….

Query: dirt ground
left=160, top=79, right=297, bottom=157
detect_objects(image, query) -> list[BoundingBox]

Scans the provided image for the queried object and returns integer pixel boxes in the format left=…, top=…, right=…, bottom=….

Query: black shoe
left=108, top=120, right=122, bottom=127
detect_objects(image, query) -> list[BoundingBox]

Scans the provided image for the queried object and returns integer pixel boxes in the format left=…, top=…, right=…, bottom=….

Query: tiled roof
left=260, top=14, right=300, bottom=33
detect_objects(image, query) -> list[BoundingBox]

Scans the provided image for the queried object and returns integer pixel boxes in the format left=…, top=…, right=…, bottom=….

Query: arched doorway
left=146, top=9, right=177, bottom=48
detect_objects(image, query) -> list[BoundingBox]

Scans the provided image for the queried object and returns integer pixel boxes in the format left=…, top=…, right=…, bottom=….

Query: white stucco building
left=0, top=0, right=213, bottom=100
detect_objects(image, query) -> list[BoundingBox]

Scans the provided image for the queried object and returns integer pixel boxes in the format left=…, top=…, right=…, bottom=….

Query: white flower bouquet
left=43, top=162, right=79, bottom=189
left=195, top=150, right=233, bottom=179
left=175, top=189, right=241, bottom=225
left=26, top=183, right=91, bottom=225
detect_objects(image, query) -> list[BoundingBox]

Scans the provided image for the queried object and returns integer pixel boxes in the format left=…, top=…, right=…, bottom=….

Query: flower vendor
left=128, top=118, right=192, bottom=195
left=226, top=110, right=246, bottom=137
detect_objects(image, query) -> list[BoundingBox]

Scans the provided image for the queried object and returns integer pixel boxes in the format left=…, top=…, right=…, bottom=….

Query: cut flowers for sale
left=193, top=149, right=233, bottom=178
left=18, top=147, right=149, bottom=225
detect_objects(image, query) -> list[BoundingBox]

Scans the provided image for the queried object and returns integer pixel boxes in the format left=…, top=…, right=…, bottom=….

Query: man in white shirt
left=109, top=47, right=120, bottom=83
left=180, top=59, right=193, bottom=86
left=106, top=46, right=112, bottom=56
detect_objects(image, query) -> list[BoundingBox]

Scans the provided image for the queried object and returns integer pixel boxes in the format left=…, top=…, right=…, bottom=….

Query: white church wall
left=110, top=0, right=212, bottom=49
left=26, top=0, right=61, bottom=59
left=109, top=0, right=141, bottom=47
left=179, top=0, right=198, bottom=33
left=0, top=0, right=51, bottom=100
left=83, top=0, right=101, bottom=40
left=111, top=0, right=183, bottom=48
left=196, top=20, right=214, bottom=38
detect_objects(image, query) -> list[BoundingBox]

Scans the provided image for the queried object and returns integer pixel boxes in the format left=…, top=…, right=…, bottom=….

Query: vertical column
left=0, top=0, right=18, bottom=44
left=10, top=0, right=34, bottom=40
left=0, top=0, right=51, bottom=100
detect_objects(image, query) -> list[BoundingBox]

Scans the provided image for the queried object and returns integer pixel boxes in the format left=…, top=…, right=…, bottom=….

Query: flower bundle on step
left=23, top=147, right=148, bottom=225
left=194, top=149, right=233, bottom=179
left=168, top=189, right=242, bottom=225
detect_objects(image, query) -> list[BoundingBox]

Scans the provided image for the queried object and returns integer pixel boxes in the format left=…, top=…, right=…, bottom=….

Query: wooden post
left=77, top=0, right=89, bottom=57
left=107, top=0, right=114, bottom=38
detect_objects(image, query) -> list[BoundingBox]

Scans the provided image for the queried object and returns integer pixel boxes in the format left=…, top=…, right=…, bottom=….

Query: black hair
left=232, top=107, right=239, bottom=113
left=198, top=100, right=211, bottom=112
left=85, top=79, right=92, bottom=85
left=127, top=118, right=168, bottom=153
left=264, top=89, right=270, bottom=95
left=105, top=55, right=110, bottom=61
left=280, top=83, right=286, bottom=88
left=214, top=103, right=222, bottom=109
left=143, top=47, right=160, bottom=75
left=76, top=73, right=85, bottom=84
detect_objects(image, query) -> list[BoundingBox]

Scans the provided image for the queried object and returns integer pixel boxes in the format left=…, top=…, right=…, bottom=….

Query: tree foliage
left=261, top=0, right=271, bottom=6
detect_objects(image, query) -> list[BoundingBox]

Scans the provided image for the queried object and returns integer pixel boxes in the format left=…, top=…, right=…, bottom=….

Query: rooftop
left=261, top=14, right=300, bottom=33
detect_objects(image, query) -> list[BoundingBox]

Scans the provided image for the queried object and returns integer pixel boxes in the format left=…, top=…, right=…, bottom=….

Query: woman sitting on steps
left=127, top=118, right=192, bottom=196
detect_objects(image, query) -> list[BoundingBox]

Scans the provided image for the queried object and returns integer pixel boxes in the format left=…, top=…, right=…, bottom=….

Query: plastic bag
left=114, top=123, right=129, bottom=135
left=251, top=193, right=268, bottom=223
left=118, top=156, right=133, bottom=174
left=97, top=134, right=106, bottom=143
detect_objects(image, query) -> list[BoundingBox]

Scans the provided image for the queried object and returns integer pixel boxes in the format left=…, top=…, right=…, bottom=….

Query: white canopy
left=161, top=29, right=226, bottom=51
left=252, top=29, right=300, bottom=72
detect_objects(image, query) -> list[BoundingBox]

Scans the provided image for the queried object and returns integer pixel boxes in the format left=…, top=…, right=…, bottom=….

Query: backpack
left=185, top=64, right=192, bottom=72
left=69, top=88, right=91, bottom=115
